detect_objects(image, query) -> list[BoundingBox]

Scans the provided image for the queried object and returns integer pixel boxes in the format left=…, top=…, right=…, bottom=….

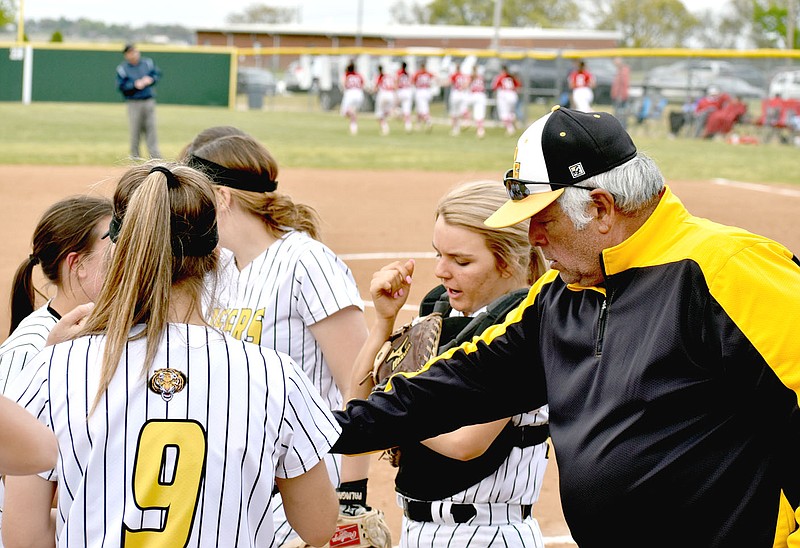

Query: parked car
left=519, top=57, right=615, bottom=105
left=237, top=67, right=277, bottom=97
left=643, top=60, right=766, bottom=101
left=721, top=63, right=767, bottom=89
left=768, top=69, right=800, bottom=100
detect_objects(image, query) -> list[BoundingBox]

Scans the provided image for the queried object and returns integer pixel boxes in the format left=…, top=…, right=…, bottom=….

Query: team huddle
left=2, top=104, right=800, bottom=548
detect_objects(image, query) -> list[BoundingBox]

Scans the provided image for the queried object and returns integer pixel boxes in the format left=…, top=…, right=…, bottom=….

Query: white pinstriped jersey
left=0, top=303, right=58, bottom=394
left=209, top=231, right=363, bottom=545
left=396, top=304, right=550, bottom=547
left=6, top=323, right=341, bottom=548
left=211, top=231, right=363, bottom=413
left=398, top=407, right=550, bottom=548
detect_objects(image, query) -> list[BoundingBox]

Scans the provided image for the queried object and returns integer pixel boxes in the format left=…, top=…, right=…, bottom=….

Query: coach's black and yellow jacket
left=333, top=186, right=800, bottom=547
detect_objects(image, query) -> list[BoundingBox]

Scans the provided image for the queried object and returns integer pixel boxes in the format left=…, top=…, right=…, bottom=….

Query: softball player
left=469, top=66, right=488, bottom=138
left=349, top=181, right=550, bottom=547
left=0, top=195, right=111, bottom=545
left=396, top=62, right=414, bottom=133
left=340, top=61, right=365, bottom=136
left=448, top=65, right=472, bottom=135
left=568, top=60, right=595, bottom=112
left=2, top=162, right=340, bottom=548
left=0, top=195, right=112, bottom=389
left=491, top=65, right=522, bottom=135
left=412, top=60, right=435, bottom=131
left=188, top=134, right=372, bottom=546
left=374, top=65, right=397, bottom=136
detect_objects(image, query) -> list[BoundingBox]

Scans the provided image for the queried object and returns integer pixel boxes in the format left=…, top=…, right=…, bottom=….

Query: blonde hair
left=192, top=134, right=322, bottom=240
left=436, top=180, right=546, bottom=285
left=80, top=161, right=218, bottom=412
left=177, top=125, right=248, bottom=162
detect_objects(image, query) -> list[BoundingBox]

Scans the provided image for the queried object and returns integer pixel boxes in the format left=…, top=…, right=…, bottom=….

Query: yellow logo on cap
left=512, top=146, right=520, bottom=179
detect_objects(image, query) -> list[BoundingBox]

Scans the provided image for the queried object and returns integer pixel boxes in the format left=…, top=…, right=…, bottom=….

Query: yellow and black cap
left=486, top=106, right=637, bottom=228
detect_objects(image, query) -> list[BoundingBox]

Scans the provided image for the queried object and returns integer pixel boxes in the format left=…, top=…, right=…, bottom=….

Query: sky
left=19, top=0, right=723, bottom=29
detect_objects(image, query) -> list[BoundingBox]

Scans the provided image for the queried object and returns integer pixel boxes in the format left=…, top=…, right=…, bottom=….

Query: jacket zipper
left=596, top=298, right=608, bottom=356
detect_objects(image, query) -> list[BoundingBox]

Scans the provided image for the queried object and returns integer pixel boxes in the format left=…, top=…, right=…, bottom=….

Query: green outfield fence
left=0, top=43, right=236, bottom=106
left=2, top=42, right=800, bottom=109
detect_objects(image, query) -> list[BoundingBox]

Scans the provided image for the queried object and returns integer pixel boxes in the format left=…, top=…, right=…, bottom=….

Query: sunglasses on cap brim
left=503, top=169, right=598, bottom=201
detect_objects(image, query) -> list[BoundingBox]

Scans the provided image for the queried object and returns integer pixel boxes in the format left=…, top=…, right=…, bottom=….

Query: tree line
left=1, top=0, right=797, bottom=49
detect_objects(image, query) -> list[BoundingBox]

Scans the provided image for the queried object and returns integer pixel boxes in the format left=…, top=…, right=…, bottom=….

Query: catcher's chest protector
left=422, top=285, right=530, bottom=352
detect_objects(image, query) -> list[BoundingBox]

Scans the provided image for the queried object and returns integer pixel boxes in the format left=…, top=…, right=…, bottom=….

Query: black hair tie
left=29, top=254, right=40, bottom=265
left=149, top=166, right=180, bottom=189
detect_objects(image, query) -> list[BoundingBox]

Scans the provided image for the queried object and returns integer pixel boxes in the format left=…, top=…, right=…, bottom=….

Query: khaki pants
left=126, top=98, right=161, bottom=159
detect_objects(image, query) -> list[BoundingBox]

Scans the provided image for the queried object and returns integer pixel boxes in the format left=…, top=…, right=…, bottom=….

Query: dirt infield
left=1, top=165, right=799, bottom=546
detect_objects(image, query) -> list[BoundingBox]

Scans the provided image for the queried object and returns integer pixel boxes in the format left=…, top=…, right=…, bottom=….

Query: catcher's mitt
left=281, top=508, right=392, bottom=548
left=371, top=312, right=443, bottom=392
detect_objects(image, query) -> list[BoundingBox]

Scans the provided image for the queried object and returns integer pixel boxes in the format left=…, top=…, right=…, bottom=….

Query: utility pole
left=491, top=0, right=503, bottom=52
left=356, top=0, right=363, bottom=47
left=17, top=0, right=25, bottom=43
left=788, top=0, right=797, bottom=49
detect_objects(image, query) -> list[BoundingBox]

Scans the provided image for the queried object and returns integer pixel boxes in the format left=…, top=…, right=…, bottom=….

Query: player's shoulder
left=218, top=329, right=301, bottom=378
left=0, top=305, right=59, bottom=352
left=282, top=230, right=336, bottom=257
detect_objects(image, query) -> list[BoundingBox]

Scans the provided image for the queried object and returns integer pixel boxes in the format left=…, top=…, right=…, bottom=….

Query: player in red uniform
left=412, top=60, right=435, bottom=132
left=340, top=61, right=365, bottom=136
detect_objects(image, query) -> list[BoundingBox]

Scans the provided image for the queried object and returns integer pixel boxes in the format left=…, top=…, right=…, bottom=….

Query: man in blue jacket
left=116, top=44, right=161, bottom=159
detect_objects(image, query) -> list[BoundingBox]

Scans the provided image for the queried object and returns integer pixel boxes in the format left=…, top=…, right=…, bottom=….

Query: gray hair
left=557, top=152, right=665, bottom=229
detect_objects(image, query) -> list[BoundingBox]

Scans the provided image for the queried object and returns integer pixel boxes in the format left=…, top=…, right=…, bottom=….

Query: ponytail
left=8, top=256, right=40, bottom=335
left=7, top=196, right=112, bottom=335
left=81, top=162, right=218, bottom=413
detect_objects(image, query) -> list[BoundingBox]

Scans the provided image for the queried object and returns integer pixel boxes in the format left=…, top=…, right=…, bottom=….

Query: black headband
left=188, top=154, right=278, bottom=193
left=104, top=167, right=219, bottom=257
left=106, top=214, right=217, bottom=257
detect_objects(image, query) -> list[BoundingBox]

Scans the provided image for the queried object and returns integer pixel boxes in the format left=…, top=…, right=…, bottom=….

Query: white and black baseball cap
left=485, top=106, right=637, bottom=228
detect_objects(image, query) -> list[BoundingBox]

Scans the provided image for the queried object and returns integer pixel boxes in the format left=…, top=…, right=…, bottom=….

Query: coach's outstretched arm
left=331, top=300, right=547, bottom=455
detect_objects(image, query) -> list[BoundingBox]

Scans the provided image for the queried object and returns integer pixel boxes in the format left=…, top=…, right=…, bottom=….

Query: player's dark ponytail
left=8, top=196, right=112, bottom=336
left=8, top=257, right=38, bottom=336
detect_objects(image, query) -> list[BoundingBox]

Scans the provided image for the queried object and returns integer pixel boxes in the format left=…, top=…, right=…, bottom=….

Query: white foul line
left=711, top=178, right=800, bottom=198
left=339, top=251, right=438, bottom=261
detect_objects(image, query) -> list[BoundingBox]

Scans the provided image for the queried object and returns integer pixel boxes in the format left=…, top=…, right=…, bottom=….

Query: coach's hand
left=46, top=302, right=94, bottom=346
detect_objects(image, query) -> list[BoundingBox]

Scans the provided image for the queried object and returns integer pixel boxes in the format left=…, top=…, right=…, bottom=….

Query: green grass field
left=1, top=95, right=798, bottom=185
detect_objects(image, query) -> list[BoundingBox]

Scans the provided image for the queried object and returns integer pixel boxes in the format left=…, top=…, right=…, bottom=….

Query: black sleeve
left=331, top=303, right=546, bottom=455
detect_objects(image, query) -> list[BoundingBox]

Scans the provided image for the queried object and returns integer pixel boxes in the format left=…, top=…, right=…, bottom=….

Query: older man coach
left=331, top=106, right=800, bottom=547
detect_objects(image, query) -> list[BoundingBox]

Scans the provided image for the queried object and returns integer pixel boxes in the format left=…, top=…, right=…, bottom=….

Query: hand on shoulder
left=46, top=302, right=94, bottom=346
